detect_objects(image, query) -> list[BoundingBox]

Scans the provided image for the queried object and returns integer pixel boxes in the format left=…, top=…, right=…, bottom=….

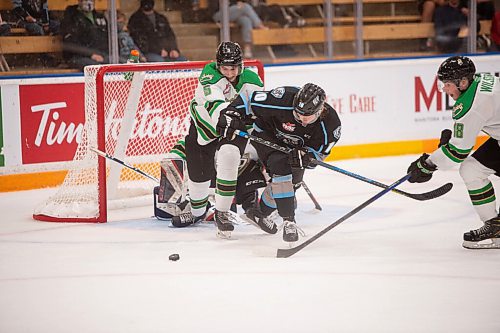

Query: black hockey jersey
left=228, top=86, right=342, bottom=160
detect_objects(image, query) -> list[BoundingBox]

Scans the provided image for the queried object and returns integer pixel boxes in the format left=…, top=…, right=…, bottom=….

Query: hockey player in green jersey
left=407, top=56, right=500, bottom=249
left=173, top=41, right=264, bottom=238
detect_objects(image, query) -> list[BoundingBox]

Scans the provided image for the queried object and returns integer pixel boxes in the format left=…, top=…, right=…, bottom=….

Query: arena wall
left=1, top=54, right=498, bottom=191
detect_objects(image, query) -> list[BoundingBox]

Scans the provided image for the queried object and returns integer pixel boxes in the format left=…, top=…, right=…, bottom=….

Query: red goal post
left=33, top=60, right=265, bottom=223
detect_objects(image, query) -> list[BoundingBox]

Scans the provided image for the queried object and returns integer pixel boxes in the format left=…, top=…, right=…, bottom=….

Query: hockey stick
left=90, top=147, right=160, bottom=183
left=299, top=181, right=322, bottom=211
left=234, top=130, right=452, bottom=201
left=277, top=173, right=411, bottom=258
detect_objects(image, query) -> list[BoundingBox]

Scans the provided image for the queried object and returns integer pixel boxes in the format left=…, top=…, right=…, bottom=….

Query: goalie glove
left=407, top=153, right=437, bottom=183
left=216, top=110, right=245, bottom=140
left=289, top=148, right=315, bottom=169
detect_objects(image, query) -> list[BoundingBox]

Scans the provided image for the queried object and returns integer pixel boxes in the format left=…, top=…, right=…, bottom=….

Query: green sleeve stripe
left=468, top=182, right=493, bottom=195
left=170, top=149, right=186, bottom=160
left=448, top=143, right=473, bottom=154
left=190, top=101, right=219, bottom=141
left=440, top=144, right=470, bottom=163
left=471, top=196, right=496, bottom=206
left=205, top=100, right=225, bottom=116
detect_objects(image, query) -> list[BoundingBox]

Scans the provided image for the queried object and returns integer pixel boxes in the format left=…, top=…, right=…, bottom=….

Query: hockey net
left=33, top=60, right=264, bottom=222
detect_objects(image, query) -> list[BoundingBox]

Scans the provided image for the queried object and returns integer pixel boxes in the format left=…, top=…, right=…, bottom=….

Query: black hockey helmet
left=216, top=41, right=243, bottom=74
left=293, top=83, right=326, bottom=116
left=437, top=56, right=476, bottom=84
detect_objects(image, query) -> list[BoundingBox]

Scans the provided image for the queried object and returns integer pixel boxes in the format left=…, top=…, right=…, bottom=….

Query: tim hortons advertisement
left=102, top=78, right=191, bottom=157
left=20, top=83, right=85, bottom=164
left=17, top=79, right=191, bottom=166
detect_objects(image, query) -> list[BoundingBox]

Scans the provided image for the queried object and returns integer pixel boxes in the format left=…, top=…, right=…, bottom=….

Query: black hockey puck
left=169, top=254, right=180, bottom=261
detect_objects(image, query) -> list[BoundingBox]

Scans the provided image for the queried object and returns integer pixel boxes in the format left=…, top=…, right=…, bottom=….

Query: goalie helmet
left=216, top=41, right=243, bottom=74
left=293, top=83, right=326, bottom=116
left=437, top=56, right=476, bottom=83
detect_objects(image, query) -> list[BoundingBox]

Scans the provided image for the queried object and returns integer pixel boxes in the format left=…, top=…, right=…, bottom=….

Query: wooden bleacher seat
left=0, top=0, right=116, bottom=11
left=252, top=20, right=493, bottom=60
left=305, top=14, right=421, bottom=25
left=0, top=0, right=121, bottom=73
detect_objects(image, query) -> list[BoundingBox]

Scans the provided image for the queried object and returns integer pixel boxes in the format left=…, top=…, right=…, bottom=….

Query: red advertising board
left=20, top=83, right=85, bottom=164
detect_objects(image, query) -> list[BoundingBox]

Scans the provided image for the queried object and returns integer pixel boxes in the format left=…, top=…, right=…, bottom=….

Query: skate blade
left=216, top=229, right=232, bottom=239
left=462, top=238, right=500, bottom=249
left=239, top=214, right=257, bottom=227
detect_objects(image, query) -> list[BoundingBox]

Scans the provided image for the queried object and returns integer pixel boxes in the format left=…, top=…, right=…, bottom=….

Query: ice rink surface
left=1, top=154, right=499, bottom=333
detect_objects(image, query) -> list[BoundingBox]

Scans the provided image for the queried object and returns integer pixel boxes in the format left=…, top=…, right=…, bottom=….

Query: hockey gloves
left=216, top=110, right=245, bottom=140
left=407, top=153, right=437, bottom=183
left=289, top=148, right=315, bottom=169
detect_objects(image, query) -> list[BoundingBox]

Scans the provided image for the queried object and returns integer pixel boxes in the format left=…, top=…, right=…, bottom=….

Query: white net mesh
left=33, top=62, right=203, bottom=222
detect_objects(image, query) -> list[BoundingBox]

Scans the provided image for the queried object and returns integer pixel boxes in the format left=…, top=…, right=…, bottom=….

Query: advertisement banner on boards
left=19, top=83, right=85, bottom=164
left=265, top=55, right=499, bottom=146
left=0, top=90, right=4, bottom=167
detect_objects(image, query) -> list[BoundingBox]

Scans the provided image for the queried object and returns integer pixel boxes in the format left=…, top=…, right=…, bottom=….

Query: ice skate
left=171, top=211, right=205, bottom=228
left=242, top=207, right=278, bottom=234
left=215, top=209, right=235, bottom=239
left=282, top=218, right=300, bottom=245
left=462, top=215, right=500, bottom=249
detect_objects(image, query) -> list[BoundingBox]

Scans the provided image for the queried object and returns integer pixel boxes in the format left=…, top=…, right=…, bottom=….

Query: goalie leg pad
left=158, top=157, right=187, bottom=204
left=154, top=186, right=190, bottom=220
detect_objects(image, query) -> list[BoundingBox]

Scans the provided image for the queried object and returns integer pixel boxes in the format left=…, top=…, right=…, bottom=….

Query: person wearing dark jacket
left=128, top=0, right=187, bottom=62
left=60, top=0, right=109, bottom=71
left=12, top=0, right=59, bottom=36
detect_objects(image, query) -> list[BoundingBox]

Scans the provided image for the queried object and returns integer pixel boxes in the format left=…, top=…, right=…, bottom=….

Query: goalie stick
left=90, top=147, right=160, bottom=182
left=234, top=130, right=452, bottom=201
left=276, top=173, right=411, bottom=258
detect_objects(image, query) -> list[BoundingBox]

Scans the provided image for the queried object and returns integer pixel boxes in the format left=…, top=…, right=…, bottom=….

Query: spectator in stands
left=461, top=0, right=495, bottom=50
left=433, top=0, right=467, bottom=53
left=208, top=0, right=268, bottom=58
left=128, top=0, right=187, bottom=62
left=250, top=0, right=303, bottom=57
left=11, top=0, right=60, bottom=36
left=417, top=0, right=446, bottom=50
left=0, top=13, right=11, bottom=36
left=117, top=11, right=147, bottom=63
left=491, top=4, right=500, bottom=50
left=60, top=0, right=109, bottom=71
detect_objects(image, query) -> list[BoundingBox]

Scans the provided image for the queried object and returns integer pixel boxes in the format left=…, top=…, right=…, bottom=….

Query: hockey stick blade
left=403, top=182, right=453, bottom=200
left=276, top=173, right=411, bottom=258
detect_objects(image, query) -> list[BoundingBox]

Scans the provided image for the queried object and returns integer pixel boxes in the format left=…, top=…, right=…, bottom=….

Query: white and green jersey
left=188, top=62, right=264, bottom=145
left=429, top=73, right=500, bottom=169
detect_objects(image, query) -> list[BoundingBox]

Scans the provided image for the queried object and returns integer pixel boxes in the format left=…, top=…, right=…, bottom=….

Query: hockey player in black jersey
left=217, top=83, right=342, bottom=243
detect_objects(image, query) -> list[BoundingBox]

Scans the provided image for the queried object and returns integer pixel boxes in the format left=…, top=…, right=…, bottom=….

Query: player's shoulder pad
left=199, top=62, right=224, bottom=85
left=322, top=103, right=342, bottom=126
left=239, top=68, right=264, bottom=87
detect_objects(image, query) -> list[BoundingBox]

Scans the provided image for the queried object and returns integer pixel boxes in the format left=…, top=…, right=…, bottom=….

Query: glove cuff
left=418, top=154, right=437, bottom=173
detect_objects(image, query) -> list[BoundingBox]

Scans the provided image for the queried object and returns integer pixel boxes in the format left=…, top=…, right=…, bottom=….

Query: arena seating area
left=0, top=0, right=495, bottom=75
